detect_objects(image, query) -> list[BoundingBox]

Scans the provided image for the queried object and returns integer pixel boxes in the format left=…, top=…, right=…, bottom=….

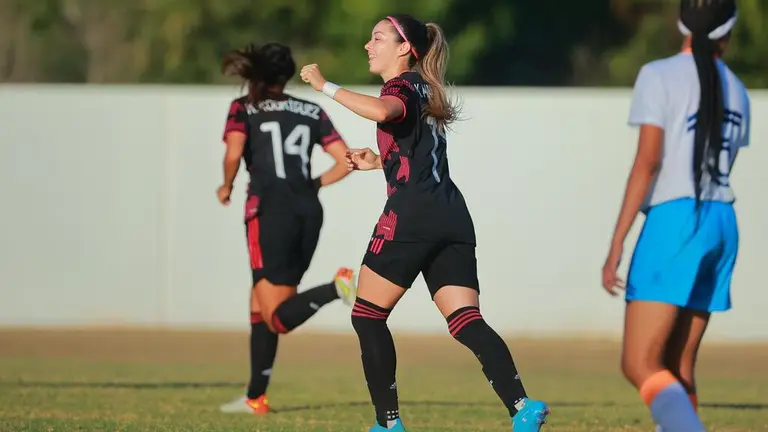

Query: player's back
left=629, top=52, right=750, bottom=210
left=229, top=94, right=341, bottom=206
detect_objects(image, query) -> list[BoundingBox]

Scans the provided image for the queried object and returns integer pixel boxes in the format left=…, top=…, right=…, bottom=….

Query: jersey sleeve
left=222, top=99, right=248, bottom=142
left=741, top=90, right=751, bottom=148
left=380, top=78, right=415, bottom=123
left=318, top=109, right=343, bottom=150
left=627, top=64, right=666, bottom=129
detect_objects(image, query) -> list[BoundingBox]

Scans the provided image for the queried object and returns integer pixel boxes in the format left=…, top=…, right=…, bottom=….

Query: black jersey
left=223, top=94, right=342, bottom=202
left=375, top=72, right=475, bottom=244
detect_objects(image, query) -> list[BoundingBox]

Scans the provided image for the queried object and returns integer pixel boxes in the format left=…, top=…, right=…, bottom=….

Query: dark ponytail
left=690, top=33, right=723, bottom=205
left=679, top=0, right=737, bottom=205
left=221, top=43, right=296, bottom=106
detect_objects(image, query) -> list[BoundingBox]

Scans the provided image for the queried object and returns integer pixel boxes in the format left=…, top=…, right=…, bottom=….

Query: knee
left=258, top=307, right=287, bottom=334
left=620, top=355, right=637, bottom=385
left=250, top=286, right=259, bottom=311
left=250, top=312, right=264, bottom=325
left=664, top=353, right=695, bottom=391
left=269, top=313, right=289, bottom=334
left=662, top=349, right=682, bottom=376
left=621, top=351, right=660, bottom=388
left=445, top=306, right=485, bottom=340
left=351, top=298, right=391, bottom=335
left=350, top=314, right=368, bottom=336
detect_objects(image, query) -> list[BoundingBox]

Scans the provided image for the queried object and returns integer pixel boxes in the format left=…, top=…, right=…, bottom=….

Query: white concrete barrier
left=1, top=84, right=766, bottom=340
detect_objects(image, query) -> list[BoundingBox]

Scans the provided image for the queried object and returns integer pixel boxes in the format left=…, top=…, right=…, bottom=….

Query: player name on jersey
left=246, top=99, right=322, bottom=120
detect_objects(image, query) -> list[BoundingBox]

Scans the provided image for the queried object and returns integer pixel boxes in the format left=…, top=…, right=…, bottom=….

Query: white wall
left=1, top=84, right=766, bottom=340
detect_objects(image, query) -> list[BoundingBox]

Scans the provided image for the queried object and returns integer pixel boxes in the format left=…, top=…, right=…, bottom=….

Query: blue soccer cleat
left=511, top=398, right=550, bottom=431
left=368, top=418, right=406, bottom=431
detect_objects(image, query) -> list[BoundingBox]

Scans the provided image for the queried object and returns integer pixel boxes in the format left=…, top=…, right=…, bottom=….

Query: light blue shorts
left=626, top=198, right=739, bottom=312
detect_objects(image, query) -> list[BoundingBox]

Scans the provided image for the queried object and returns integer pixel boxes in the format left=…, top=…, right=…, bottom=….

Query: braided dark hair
left=221, top=43, right=296, bottom=106
left=679, top=0, right=737, bottom=205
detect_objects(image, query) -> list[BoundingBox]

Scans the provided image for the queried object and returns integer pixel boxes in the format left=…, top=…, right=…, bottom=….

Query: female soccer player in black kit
left=301, top=15, right=550, bottom=432
left=217, top=42, right=358, bottom=414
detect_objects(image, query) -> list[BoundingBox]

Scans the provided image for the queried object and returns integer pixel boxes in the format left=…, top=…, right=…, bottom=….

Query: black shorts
left=362, top=239, right=479, bottom=298
left=245, top=198, right=323, bottom=287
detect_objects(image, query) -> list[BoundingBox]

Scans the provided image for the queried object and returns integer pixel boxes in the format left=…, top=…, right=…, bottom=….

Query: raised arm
left=331, top=89, right=404, bottom=123
left=300, top=64, right=405, bottom=123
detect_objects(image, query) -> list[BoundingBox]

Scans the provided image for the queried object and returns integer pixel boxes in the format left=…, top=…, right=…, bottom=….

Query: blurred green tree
left=605, top=0, right=768, bottom=87
left=0, top=0, right=764, bottom=87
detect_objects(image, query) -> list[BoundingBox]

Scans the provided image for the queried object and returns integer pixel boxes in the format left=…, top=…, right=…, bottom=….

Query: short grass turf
left=0, top=329, right=766, bottom=431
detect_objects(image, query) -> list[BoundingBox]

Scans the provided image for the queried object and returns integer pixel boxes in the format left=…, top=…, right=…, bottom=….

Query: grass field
left=0, top=329, right=766, bottom=431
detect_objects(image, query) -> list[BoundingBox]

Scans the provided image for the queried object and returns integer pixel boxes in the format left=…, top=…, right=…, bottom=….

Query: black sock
left=247, top=312, right=278, bottom=399
left=447, top=306, right=528, bottom=417
left=271, top=282, right=338, bottom=333
left=351, top=298, right=399, bottom=428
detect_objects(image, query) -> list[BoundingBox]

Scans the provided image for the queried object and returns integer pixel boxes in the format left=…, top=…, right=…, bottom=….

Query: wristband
left=322, top=81, right=340, bottom=99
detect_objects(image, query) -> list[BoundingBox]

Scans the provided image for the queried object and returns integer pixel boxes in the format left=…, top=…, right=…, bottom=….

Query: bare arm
left=222, top=131, right=245, bottom=187
left=332, top=89, right=404, bottom=123
left=371, top=153, right=383, bottom=169
left=299, top=64, right=406, bottom=123
left=317, top=141, right=353, bottom=187
left=609, top=124, right=664, bottom=248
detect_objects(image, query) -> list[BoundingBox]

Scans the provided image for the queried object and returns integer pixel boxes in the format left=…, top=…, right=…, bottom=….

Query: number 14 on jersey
left=260, top=121, right=311, bottom=180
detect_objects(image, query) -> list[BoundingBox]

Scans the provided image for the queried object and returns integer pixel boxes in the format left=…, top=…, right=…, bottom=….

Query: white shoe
left=219, top=394, right=270, bottom=414
left=334, top=267, right=357, bottom=306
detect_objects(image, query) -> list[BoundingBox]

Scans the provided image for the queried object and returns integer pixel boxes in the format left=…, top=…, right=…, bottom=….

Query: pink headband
left=386, top=16, right=419, bottom=59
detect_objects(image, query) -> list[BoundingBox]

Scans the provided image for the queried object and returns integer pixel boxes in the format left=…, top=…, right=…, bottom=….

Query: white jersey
left=628, top=52, right=751, bottom=210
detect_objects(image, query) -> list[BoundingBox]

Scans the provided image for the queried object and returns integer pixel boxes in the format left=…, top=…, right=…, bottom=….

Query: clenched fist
left=345, top=148, right=381, bottom=171
left=300, top=64, right=327, bottom=92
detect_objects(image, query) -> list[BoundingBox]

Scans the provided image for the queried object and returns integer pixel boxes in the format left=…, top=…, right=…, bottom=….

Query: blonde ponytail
left=417, top=23, right=462, bottom=130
